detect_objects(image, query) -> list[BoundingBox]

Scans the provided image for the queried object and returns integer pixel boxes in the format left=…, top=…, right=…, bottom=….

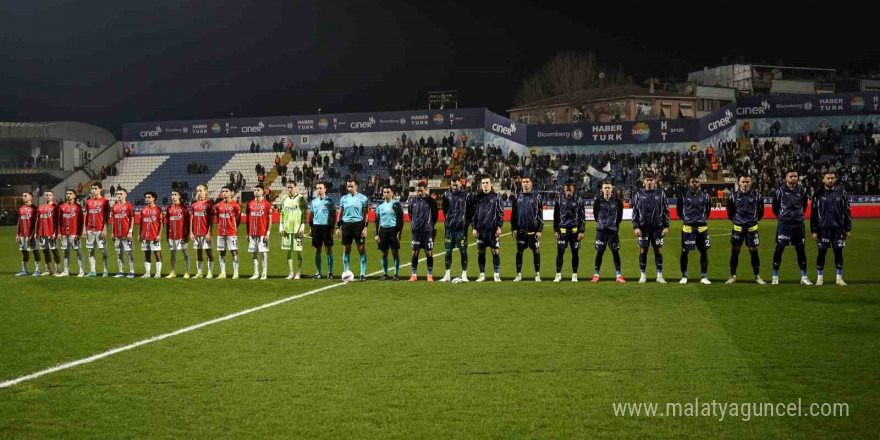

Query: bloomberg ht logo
left=736, top=101, right=770, bottom=116
left=140, top=126, right=163, bottom=138
left=492, top=122, right=517, bottom=136
left=707, top=109, right=734, bottom=131
left=241, top=121, right=266, bottom=133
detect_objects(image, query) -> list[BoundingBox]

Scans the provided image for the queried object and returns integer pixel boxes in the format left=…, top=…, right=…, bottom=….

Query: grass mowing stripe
left=0, top=233, right=511, bottom=389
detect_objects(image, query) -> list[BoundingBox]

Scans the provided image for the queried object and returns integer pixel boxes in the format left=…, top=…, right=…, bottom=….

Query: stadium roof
left=0, top=121, right=115, bottom=145
left=507, top=85, right=694, bottom=113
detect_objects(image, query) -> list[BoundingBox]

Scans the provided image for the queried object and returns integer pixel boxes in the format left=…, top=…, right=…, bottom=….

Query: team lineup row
left=13, top=169, right=852, bottom=285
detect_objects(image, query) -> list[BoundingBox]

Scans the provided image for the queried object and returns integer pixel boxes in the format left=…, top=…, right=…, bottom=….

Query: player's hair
left=145, top=191, right=157, bottom=199
left=44, top=189, right=53, bottom=194
left=315, top=181, right=326, bottom=188
left=346, top=179, right=358, bottom=186
left=65, top=189, right=76, bottom=197
left=382, top=185, right=394, bottom=193
left=116, top=188, right=127, bottom=194
left=91, top=182, right=102, bottom=190
left=521, top=176, right=532, bottom=182
left=254, top=183, right=265, bottom=190
left=22, top=191, right=32, bottom=196
left=738, top=172, right=752, bottom=180
left=286, top=180, right=296, bottom=186
left=171, top=189, right=180, bottom=196
left=563, top=180, right=576, bottom=187
left=785, top=168, right=798, bottom=176
left=480, top=175, right=492, bottom=183
left=221, top=185, right=232, bottom=192
left=416, top=182, right=427, bottom=189
left=689, top=175, right=701, bottom=181
left=822, top=171, right=836, bottom=177
left=643, top=170, right=656, bottom=179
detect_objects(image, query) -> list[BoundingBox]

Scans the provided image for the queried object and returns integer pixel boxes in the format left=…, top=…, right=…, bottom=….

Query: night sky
left=2, top=0, right=878, bottom=137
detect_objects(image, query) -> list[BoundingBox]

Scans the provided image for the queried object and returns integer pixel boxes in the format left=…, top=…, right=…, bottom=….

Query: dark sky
left=2, top=0, right=878, bottom=137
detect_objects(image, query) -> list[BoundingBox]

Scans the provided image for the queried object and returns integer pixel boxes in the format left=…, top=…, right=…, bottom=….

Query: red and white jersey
left=58, top=202, right=83, bottom=236
left=111, top=202, right=134, bottom=238
left=165, top=204, right=190, bottom=240
left=84, top=197, right=111, bottom=232
left=246, top=199, right=272, bottom=237
left=17, top=205, right=37, bottom=237
left=214, top=201, right=240, bottom=237
left=190, top=200, right=213, bottom=237
left=37, top=203, right=59, bottom=237
left=139, top=205, right=163, bottom=241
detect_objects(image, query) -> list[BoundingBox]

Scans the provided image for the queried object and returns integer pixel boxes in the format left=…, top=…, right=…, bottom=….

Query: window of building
left=660, top=103, right=672, bottom=119
left=636, top=101, right=653, bottom=117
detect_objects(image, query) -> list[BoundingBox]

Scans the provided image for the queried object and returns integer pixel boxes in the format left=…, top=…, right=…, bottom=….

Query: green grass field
left=1, top=219, right=878, bottom=439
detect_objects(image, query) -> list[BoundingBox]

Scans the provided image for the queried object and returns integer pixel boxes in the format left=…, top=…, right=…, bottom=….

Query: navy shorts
left=594, top=230, right=620, bottom=251
left=730, top=224, right=760, bottom=248
left=776, top=222, right=806, bottom=247
left=557, top=229, right=582, bottom=250
left=411, top=231, right=434, bottom=252
left=377, top=227, right=400, bottom=252
left=636, top=227, right=664, bottom=249
left=681, top=225, right=711, bottom=251
left=476, top=229, right=500, bottom=250
left=515, top=230, right=540, bottom=251
left=816, top=228, right=846, bottom=250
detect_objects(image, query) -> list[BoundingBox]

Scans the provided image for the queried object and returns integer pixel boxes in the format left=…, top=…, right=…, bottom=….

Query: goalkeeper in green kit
left=279, top=181, right=307, bottom=279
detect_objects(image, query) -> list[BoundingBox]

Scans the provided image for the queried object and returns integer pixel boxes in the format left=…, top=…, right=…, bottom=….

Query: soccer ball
left=451, top=277, right=463, bottom=284
left=341, top=270, right=355, bottom=282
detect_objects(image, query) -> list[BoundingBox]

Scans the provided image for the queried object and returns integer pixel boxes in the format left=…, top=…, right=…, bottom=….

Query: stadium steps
left=100, top=155, right=170, bottom=197
left=204, top=152, right=279, bottom=200
left=130, top=152, right=235, bottom=203
left=263, top=152, right=292, bottom=200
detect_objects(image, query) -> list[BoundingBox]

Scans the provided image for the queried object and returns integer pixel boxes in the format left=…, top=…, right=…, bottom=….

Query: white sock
left=21, top=261, right=27, bottom=272
left=89, top=255, right=96, bottom=272
left=144, top=262, right=151, bottom=275
left=117, top=257, right=124, bottom=273
left=128, top=253, right=135, bottom=273
left=207, top=260, right=214, bottom=274
left=253, top=258, right=259, bottom=273
left=155, top=262, right=162, bottom=275
left=182, top=251, right=190, bottom=273
left=262, top=253, right=268, bottom=275
left=233, top=256, right=239, bottom=274
left=220, top=257, right=226, bottom=274
left=197, top=261, right=203, bottom=273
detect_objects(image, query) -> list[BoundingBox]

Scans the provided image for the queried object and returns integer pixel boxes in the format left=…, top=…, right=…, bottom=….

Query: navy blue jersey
left=409, top=195, right=438, bottom=235
left=676, top=189, right=711, bottom=226
left=810, top=186, right=852, bottom=232
left=553, top=193, right=585, bottom=232
left=591, top=194, right=624, bottom=232
left=510, top=192, right=543, bottom=232
left=772, top=184, right=808, bottom=224
left=632, top=188, right=670, bottom=229
left=442, top=189, right=472, bottom=231
left=472, top=191, right=504, bottom=231
left=727, top=189, right=764, bottom=226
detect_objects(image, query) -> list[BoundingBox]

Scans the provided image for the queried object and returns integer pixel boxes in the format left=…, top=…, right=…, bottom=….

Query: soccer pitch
left=1, top=219, right=878, bottom=439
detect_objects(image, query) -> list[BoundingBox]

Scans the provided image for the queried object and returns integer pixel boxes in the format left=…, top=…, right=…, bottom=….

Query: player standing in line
left=214, top=186, right=241, bottom=279
left=190, top=184, right=215, bottom=279
left=165, top=189, right=191, bottom=278
left=677, top=176, right=712, bottom=285
left=15, top=191, right=40, bottom=276
left=36, top=190, right=62, bottom=276
left=111, top=188, right=136, bottom=278
left=553, top=181, right=585, bottom=282
left=811, top=171, right=852, bottom=286
left=56, top=189, right=85, bottom=277
left=726, top=174, right=766, bottom=284
left=246, top=184, right=272, bottom=280
left=771, top=169, right=812, bottom=285
left=408, top=182, right=439, bottom=282
left=511, top=176, right=543, bottom=282
left=375, top=186, right=403, bottom=281
left=139, top=191, right=163, bottom=279
left=337, top=179, right=370, bottom=282
left=439, top=178, right=473, bottom=283
left=591, top=181, right=626, bottom=283
left=309, top=182, right=336, bottom=279
left=632, top=171, right=669, bottom=284
left=279, top=181, right=307, bottom=280
left=82, top=183, right=111, bottom=277
left=472, top=176, right=504, bottom=283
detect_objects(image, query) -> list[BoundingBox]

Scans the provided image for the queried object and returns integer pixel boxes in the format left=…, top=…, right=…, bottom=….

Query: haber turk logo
left=851, top=96, right=865, bottom=111
left=631, top=122, right=650, bottom=141
left=432, top=113, right=445, bottom=125
left=318, top=118, right=329, bottom=130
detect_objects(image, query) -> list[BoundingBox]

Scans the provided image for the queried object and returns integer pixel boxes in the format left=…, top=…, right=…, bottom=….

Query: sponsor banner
left=127, top=129, right=485, bottom=155
left=737, top=91, right=880, bottom=119
left=123, top=108, right=486, bottom=141
left=738, top=114, right=880, bottom=138
left=483, top=110, right=527, bottom=144
left=528, top=119, right=696, bottom=146
left=699, top=102, right=737, bottom=138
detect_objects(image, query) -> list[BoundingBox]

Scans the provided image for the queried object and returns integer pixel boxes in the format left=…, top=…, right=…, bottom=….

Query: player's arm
left=810, top=193, right=819, bottom=233
left=127, top=205, right=134, bottom=238
left=361, top=198, right=369, bottom=237
left=102, top=200, right=110, bottom=237
left=843, top=189, right=852, bottom=235
left=465, top=193, right=474, bottom=230
left=703, top=192, right=711, bottom=221
left=631, top=193, right=641, bottom=229
left=509, top=195, right=518, bottom=233
left=441, top=196, right=449, bottom=220
left=165, top=208, right=171, bottom=241
left=552, top=198, right=560, bottom=233
left=76, top=205, right=84, bottom=236
left=535, top=194, right=543, bottom=233
left=726, top=194, right=735, bottom=221
left=264, top=203, right=270, bottom=238
left=493, top=196, right=504, bottom=235
left=771, top=188, right=781, bottom=218
left=183, top=207, right=191, bottom=241
left=81, top=203, right=88, bottom=237
left=756, top=194, right=765, bottom=221
left=394, top=202, right=404, bottom=237
left=233, top=204, right=241, bottom=230
left=616, top=195, right=624, bottom=228
left=429, top=197, right=438, bottom=229
left=328, top=200, right=337, bottom=230
left=675, top=192, right=684, bottom=221
left=578, top=197, right=587, bottom=232
left=661, top=190, right=670, bottom=230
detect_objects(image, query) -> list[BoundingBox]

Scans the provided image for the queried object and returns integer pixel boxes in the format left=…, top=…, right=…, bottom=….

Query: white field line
left=0, top=233, right=510, bottom=389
